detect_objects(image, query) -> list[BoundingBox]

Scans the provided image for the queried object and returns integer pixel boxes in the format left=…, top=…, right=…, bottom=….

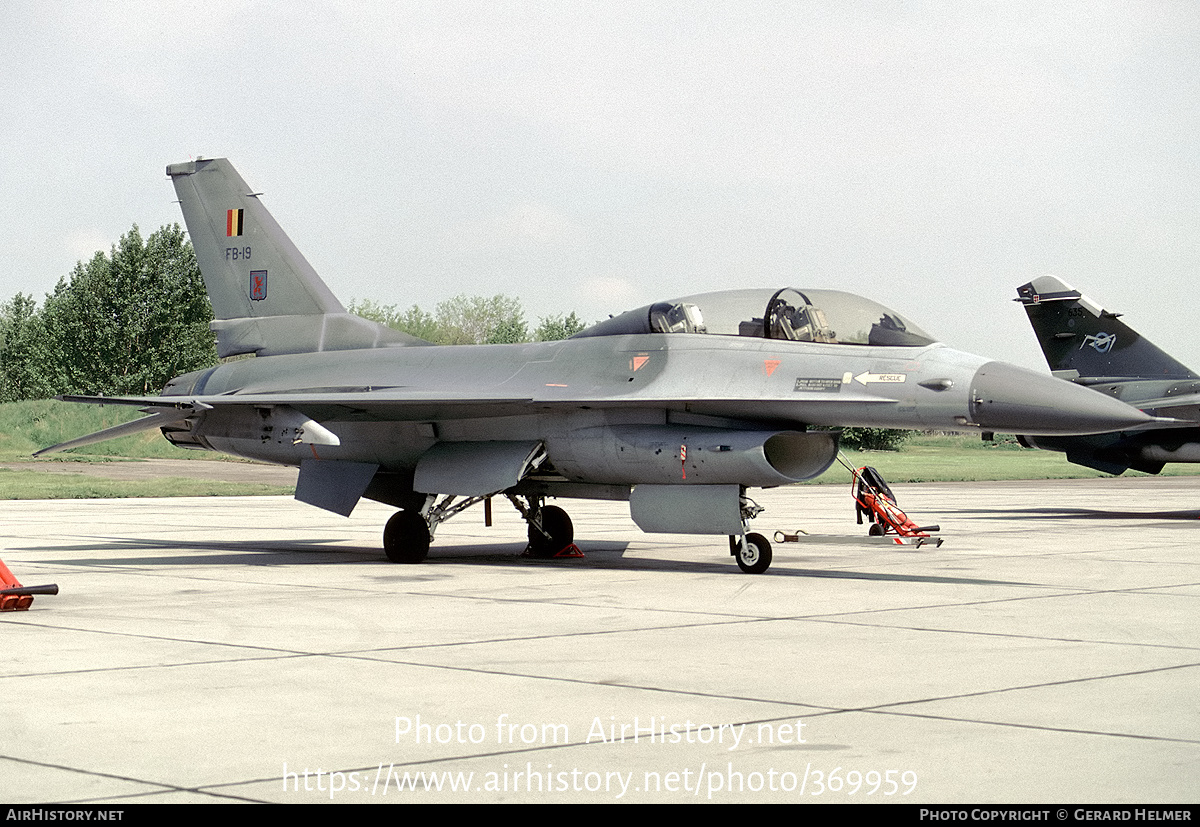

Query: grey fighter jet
left=37, top=159, right=1158, bottom=573
left=1014, top=275, right=1200, bottom=475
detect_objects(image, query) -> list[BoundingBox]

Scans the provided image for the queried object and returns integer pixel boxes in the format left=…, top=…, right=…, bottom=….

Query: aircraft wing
left=1128, top=392, right=1200, bottom=421
left=39, top=389, right=895, bottom=456
left=54, top=388, right=894, bottom=416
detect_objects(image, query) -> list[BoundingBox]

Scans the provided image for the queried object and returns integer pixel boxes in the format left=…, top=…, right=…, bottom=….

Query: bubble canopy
left=574, top=288, right=938, bottom=348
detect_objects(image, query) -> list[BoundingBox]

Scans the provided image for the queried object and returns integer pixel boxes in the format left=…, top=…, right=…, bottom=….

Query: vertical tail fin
left=166, top=158, right=424, bottom=357
left=1015, top=276, right=1195, bottom=380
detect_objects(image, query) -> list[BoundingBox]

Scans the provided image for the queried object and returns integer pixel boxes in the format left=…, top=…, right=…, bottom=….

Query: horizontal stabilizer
left=33, top=408, right=197, bottom=456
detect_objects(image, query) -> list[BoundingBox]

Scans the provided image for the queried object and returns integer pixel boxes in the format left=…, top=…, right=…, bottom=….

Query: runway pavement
left=1, top=477, right=1197, bottom=803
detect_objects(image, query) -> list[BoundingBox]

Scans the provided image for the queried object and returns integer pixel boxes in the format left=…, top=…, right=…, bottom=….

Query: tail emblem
left=226, top=208, right=244, bottom=237
left=1082, top=332, right=1115, bottom=353
left=250, top=270, right=268, bottom=301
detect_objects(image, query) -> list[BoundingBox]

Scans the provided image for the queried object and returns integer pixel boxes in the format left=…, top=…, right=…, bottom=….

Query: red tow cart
left=842, top=457, right=943, bottom=548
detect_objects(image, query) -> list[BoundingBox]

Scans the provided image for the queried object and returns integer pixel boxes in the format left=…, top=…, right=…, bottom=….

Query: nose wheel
left=730, top=532, right=772, bottom=574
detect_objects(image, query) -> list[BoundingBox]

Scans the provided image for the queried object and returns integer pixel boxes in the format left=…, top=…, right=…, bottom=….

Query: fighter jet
left=1014, top=275, right=1200, bottom=475
left=36, top=159, right=1157, bottom=573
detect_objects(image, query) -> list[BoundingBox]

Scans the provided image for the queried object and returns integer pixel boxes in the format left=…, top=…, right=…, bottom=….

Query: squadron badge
left=250, top=270, right=268, bottom=301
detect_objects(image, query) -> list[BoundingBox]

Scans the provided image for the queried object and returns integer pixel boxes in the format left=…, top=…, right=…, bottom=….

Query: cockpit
left=573, top=287, right=937, bottom=348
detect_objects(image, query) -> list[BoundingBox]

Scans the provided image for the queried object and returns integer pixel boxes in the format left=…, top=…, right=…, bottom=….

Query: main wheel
left=383, top=510, right=431, bottom=563
left=527, top=505, right=573, bottom=558
left=735, top=532, right=772, bottom=574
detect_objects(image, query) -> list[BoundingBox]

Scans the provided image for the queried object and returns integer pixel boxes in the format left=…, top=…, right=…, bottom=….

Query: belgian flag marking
left=226, top=208, right=244, bottom=237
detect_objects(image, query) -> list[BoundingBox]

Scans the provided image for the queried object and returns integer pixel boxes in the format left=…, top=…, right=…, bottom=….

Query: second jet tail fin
left=167, top=158, right=426, bottom=358
left=1014, top=276, right=1196, bottom=381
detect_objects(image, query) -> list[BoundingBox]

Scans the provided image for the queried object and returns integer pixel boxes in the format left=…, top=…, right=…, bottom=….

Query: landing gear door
left=629, top=484, right=742, bottom=534
left=414, top=441, right=545, bottom=496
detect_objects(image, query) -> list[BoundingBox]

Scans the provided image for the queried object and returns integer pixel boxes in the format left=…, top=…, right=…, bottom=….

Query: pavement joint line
left=852, top=660, right=1200, bottom=721
left=5, top=480, right=1198, bottom=802
left=861, top=708, right=1200, bottom=745
left=804, top=617, right=1200, bottom=652
left=0, top=754, right=266, bottom=804
left=7, top=595, right=1199, bottom=660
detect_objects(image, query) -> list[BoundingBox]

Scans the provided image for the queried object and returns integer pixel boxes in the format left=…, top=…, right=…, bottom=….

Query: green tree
left=348, top=299, right=442, bottom=342
left=534, top=311, right=586, bottom=341
left=350, top=295, right=591, bottom=345
left=0, top=224, right=217, bottom=400
left=435, top=294, right=528, bottom=345
left=486, top=316, right=530, bottom=344
left=0, top=293, right=54, bottom=402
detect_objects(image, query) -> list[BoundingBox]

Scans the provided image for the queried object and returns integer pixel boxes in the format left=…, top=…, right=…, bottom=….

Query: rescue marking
left=854, top=372, right=906, bottom=385
left=630, top=354, right=650, bottom=371
left=764, top=359, right=781, bottom=376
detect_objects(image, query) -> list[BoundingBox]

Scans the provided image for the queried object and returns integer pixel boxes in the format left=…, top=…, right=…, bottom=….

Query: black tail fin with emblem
left=1015, top=276, right=1195, bottom=381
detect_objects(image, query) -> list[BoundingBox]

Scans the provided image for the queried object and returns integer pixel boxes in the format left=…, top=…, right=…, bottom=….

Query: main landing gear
left=526, top=505, right=574, bottom=558
left=382, top=487, right=775, bottom=574
left=509, top=496, right=575, bottom=558
left=381, top=492, right=577, bottom=564
left=383, top=510, right=431, bottom=564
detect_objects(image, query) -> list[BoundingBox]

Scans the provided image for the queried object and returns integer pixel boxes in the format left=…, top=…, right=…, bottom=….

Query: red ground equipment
left=846, top=462, right=943, bottom=548
left=0, top=559, right=58, bottom=611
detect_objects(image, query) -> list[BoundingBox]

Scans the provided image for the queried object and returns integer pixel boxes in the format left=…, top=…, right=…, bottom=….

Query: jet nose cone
left=970, top=361, right=1154, bottom=435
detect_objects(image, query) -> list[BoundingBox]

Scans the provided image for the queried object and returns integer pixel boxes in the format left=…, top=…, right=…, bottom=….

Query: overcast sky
left=3, top=2, right=1198, bottom=370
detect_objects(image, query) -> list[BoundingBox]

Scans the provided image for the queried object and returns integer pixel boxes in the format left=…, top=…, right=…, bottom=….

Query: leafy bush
left=837, top=427, right=911, bottom=451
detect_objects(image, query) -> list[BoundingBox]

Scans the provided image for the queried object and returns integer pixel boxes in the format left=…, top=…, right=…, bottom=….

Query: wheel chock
left=521, top=543, right=585, bottom=559
left=0, top=558, right=58, bottom=612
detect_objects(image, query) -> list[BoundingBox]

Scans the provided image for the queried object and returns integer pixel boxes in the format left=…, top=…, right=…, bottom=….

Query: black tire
left=735, top=532, right=772, bottom=574
left=527, top=505, right=573, bottom=558
left=383, top=510, right=431, bottom=563
left=868, top=522, right=885, bottom=537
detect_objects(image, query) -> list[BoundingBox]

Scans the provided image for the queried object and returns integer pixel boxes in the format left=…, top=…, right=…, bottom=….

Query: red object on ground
left=0, top=559, right=58, bottom=611
left=851, top=465, right=942, bottom=545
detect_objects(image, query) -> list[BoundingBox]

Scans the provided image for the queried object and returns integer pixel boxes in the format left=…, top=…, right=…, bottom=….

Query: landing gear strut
left=508, top=494, right=575, bottom=558
left=380, top=490, right=577, bottom=563
left=526, top=504, right=574, bottom=558
left=729, top=488, right=772, bottom=573
left=730, top=532, right=772, bottom=574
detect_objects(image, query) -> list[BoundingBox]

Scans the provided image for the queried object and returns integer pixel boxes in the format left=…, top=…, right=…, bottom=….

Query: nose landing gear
left=730, top=532, right=772, bottom=574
